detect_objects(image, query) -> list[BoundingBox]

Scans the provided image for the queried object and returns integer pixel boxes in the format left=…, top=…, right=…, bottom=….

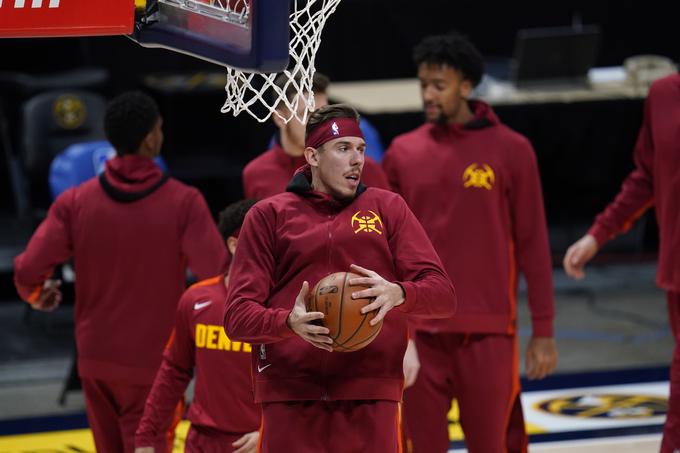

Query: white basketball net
left=221, top=0, right=342, bottom=123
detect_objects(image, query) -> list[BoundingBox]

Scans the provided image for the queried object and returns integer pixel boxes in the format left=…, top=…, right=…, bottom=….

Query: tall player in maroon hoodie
left=13, top=92, right=227, bottom=453
left=242, top=72, right=390, bottom=200
left=564, top=72, right=680, bottom=453
left=224, top=104, right=456, bottom=453
left=383, top=33, right=558, bottom=452
left=135, top=199, right=260, bottom=453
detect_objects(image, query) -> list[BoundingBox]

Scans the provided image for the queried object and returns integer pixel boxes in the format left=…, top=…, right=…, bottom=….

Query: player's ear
left=227, top=236, right=238, bottom=256
left=304, top=146, right=320, bottom=167
left=460, top=78, right=473, bottom=99
left=272, top=109, right=286, bottom=130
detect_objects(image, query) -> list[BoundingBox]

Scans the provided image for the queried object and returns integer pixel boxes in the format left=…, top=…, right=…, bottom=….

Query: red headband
left=305, top=118, right=364, bottom=149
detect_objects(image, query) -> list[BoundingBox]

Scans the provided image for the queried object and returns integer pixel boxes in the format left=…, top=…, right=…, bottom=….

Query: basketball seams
left=333, top=327, right=382, bottom=352
left=334, top=272, right=350, bottom=341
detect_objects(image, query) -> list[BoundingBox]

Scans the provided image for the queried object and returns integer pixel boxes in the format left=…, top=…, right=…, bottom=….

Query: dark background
left=0, top=0, right=676, bottom=255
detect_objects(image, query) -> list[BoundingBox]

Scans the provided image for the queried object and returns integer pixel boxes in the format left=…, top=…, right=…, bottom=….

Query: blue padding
left=49, top=141, right=168, bottom=199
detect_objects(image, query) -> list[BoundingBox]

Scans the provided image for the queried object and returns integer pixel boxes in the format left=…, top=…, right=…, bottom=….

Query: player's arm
left=224, top=205, right=328, bottom=347
left=509, top=141, right=557, bottom=380
left=135, top=294, right=195, bottom=449
left=180, top=189, right=229, bottom=279
left=564, top=93, right=656, bottom=279
left=351, top=195, right=456, bottom=323
left=13, top=190, right=75, bottom=311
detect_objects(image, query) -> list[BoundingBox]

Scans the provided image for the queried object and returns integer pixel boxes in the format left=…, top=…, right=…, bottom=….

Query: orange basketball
left=307, top=271, right=383, bottom=352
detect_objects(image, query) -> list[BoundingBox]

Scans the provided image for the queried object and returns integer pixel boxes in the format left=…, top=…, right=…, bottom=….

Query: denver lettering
left=195, top=323, right=252, bottom=352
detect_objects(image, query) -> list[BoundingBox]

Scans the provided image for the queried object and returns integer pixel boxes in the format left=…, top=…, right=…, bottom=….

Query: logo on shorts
left=462, top=163, right=495, bottom=190
left=351, top=210, right=383, bottom=235
left=535, top=393, right=667, bottom=419
left=331, top=122, right=340, bottom=136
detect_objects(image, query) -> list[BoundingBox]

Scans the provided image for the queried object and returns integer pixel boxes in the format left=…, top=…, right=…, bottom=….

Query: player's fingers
left=232, top=434, right=248, bottom=447
left=348, top=276, right=377, bottom=286
left=306, top=338, right=333, bottom=352
left=360, top=298, right=383, bottom=314
left=305, top=324, right=330, bottom=336
left=300, top=311, right=325, bottom=323
left=350, top=264, right=376, bottom=277
left=370, top=303, right=391, bottom=326
left=296, top=281, right=309, bottom=302
left=352, top=287, right=379, bottom=300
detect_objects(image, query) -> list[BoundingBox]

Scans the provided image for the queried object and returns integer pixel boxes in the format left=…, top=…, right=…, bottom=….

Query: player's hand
left=349, top=264, right=405, bottom=326
left=134, top=448, right=154, bottom=453
left=287, top=281, right=333, bottom=352
left=232, top=430, right=259, bottom=453
left=526, top=337, right=558, bottom=380
left=403, top=339, right=420, bottom=388
left=563, top=234, right=599, bottom=280
left=31, top=279, right=62, bottom=312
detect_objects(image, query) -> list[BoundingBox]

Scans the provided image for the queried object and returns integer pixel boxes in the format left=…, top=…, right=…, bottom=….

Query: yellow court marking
left=447, top=399, right=547, bottom=441
left=0, top=421, right=191, bottom=452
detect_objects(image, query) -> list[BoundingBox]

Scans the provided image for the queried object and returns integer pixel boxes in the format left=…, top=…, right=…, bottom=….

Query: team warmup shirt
left=135, top=276, right=260, bottom=446
left=243, top=142, right=391, bottom=200
left=588, top=73, right=680, bottom=292
left=14, top=155, right=227, bottom=384
left=224, top=166, right=456, bottom=403
left=383, top=100, right=554, bottom=337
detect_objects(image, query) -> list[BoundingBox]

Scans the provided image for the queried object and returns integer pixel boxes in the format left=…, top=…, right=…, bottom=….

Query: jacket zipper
left=321, top=214, right=333, bottom=401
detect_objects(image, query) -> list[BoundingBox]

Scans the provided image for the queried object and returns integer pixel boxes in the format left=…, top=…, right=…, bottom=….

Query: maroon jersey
left=14, top=155, right=227, bottom=384
left=243, top=142, right=391, bottom=200
left=383, top=101, right=554, bottom=337
left=224, top=166, right=456, bottom=403
left=588, top=73, right=680, bottom=292
left=136, top=276, right=260, bottom=447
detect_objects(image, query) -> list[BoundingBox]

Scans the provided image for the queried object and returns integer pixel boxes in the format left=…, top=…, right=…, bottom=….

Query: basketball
left=307, top=271, right=383, bottom=352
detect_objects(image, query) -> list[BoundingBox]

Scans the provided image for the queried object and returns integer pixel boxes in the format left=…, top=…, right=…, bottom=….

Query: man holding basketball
left=383, top=33, right=557, bottom=452
left=14, top=92, right=227, bottom=453
left=224, top=104, right=456, bottom=453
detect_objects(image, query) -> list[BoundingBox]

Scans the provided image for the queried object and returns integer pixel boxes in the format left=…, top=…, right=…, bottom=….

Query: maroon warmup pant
left=259, top=400, right=403, bottom=453
left=662, top=291, right=680, bottom=453
left=184, top=425, right=251, bottom=453
left=82, top=378, right=168, bottom=453
left=404, top=332, right=528, bottom=453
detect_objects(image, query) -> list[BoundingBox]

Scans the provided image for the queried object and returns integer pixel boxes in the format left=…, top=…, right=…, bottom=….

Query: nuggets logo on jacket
left=463, top=163, right=495, bottom=190
left=351, top=210, right=383, bottom=235
left=535, top=393, right=667, bottom=419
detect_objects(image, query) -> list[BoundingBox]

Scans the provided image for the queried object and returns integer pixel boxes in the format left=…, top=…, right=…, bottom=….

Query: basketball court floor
left=0, top=262, right=671, bottom=452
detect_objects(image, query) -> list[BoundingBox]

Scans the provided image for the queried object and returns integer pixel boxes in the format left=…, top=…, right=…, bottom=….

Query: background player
left=13, top=91, right=227, bottom=453
left=135, top=199, right=261, bottom=453
left=563, top=72, right=680, bottom=453
left=383, top=33, right=558, bottom=452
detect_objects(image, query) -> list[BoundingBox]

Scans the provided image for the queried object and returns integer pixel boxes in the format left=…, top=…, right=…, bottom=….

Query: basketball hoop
left=221, top=0, right=342, bottom=123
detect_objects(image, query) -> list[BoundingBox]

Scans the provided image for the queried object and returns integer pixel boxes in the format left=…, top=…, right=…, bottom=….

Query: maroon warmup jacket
left=383, top=100, right=554, bottom=337
left=14, top=155, right=227, bottom=384
left=135, top=275, right=260, bottom=446
left=588, top=73, right=680, bottom=291
left=225, top=167, right=456, bottom=403
left=243, top=142, right=391, bottom=199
